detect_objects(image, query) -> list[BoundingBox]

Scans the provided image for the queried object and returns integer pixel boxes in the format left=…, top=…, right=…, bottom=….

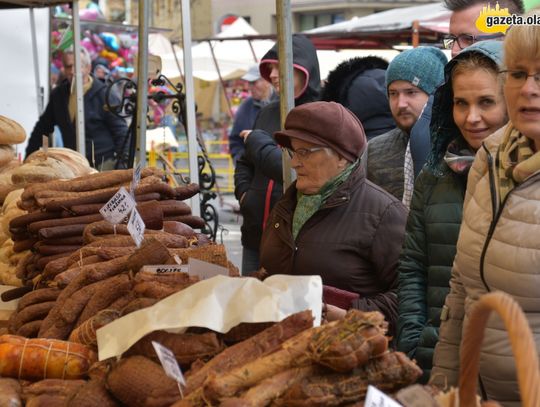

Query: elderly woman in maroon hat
left=260, top=101, right=408, bottom=327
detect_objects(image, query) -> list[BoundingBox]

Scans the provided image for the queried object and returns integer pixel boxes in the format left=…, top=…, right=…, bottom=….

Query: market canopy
left=149, top=17, right=275, bottom=81
left=304, top=2, right=451, bottom=49
left=0, top=0, right=68, bottom=8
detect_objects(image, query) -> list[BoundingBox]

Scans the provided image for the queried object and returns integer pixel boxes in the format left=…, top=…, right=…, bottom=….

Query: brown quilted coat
left=259, top=165, right=408, bottom=330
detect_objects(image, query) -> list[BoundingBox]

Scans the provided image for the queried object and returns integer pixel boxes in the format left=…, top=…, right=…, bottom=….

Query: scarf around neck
left=292, top=159, right=359, bottom=240
left=497, top=124, right=540, bottom=202
left=69, top=76, right=93, bottom=122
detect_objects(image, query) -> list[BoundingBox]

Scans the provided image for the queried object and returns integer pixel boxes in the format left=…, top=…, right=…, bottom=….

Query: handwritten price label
left=127, top=207, right=145, bottom=247
left=99, top=187, right=136, bottom=224
left=141, top=265, right=188, bottom=274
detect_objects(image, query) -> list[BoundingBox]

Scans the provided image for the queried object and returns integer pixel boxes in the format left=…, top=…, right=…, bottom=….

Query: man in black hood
left=320, top=56, right=395, bottom=141
left=234, top=34, right=321, bottom=275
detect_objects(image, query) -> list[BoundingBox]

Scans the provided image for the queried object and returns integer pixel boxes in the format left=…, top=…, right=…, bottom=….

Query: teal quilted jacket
left=396, top=167, right=465, bottom=382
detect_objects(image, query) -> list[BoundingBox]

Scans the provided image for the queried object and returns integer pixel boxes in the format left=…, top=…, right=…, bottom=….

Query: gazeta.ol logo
left=476, top=2, right=540, bottom=33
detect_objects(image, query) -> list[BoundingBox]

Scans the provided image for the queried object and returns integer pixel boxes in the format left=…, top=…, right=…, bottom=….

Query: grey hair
left=79, top=47, right=92, bottom=69
left=63, top=47, right=92, bottom=69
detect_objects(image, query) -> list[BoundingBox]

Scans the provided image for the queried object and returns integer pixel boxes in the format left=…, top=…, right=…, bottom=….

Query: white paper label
left=365, top=386, right=402, bottom=407
left=151, top=341, right=186, bottom=386
left=131, top=162, right=142, bottom=196
left=188, top=258, right=228, bottom=280
left=141, top=265, right=189, bottom=274
left=127, top=207, right=145, bottom=247
left=100, top=187, right=136, bottom=224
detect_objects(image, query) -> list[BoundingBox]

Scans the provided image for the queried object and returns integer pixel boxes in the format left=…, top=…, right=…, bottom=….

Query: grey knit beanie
left=385, top=47, right=447, bottom=95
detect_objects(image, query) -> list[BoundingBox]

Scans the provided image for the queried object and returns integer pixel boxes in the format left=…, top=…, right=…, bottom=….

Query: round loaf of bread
left=25, top=148, right=95, bottom=177
left=0, top=116, right=26, bottom=144
left=11, top=157, right=77, bottom=185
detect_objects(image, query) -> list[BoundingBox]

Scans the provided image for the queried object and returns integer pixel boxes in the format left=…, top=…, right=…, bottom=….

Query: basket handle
left=459, top=291, right=540, bottom=407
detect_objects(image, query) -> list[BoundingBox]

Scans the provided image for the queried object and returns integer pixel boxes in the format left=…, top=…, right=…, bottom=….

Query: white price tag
left=127, top=207, right=145, bottom=247
left=130, top=162, right=142, bottom=196
left=152, top=341, right=186, bottom=386
left=141, top=265, right=188, bottom=274
left=188, top=258, right=228, bottom=280
left=99, top=187, right=136, bottom=224
left=365, top=386, right=402, bottom=407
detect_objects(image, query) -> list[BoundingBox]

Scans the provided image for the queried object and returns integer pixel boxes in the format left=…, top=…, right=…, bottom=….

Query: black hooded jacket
left=320, top=56, right=395, bottom=140
left=26, top=77, right=128, bottom=167
left=234, top=35, right=320, bottom=252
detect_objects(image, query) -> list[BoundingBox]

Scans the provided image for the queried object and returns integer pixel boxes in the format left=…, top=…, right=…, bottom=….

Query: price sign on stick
left=152, top=341, right=186, bottom=397
left=365, top=385, right=402, bottom=407
left=100, top=187, right=136, bottom=224
left=127, top=207, right=145, bottom=247
left=130, top=162, right=142, bottom=197
left=42, top=135, right=49, bottom=153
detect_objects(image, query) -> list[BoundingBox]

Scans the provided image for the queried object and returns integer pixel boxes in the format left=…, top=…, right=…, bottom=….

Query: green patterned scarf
left=497, top=124, right=540, bottom=202
left=292, top=159, right=359, bottom=240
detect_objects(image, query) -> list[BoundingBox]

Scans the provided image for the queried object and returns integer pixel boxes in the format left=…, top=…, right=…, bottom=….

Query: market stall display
left=0, top=141, right=98, bottom=286
left=0, top=160, right=425, bottom=406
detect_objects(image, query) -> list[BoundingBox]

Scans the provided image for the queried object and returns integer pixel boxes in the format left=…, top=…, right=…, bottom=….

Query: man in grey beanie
left=363, top=46, right=446, bottom=207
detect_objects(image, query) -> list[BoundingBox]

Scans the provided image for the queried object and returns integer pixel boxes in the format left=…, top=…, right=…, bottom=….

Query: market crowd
left=232, top=0, right=540, bottom=404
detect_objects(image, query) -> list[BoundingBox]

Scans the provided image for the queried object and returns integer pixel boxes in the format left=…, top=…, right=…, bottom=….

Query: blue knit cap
left=385, top=47, right=447, bottom=95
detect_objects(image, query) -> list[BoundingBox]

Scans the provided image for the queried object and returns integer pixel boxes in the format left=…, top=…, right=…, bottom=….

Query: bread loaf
left=0, top=115, right=26, bottom=144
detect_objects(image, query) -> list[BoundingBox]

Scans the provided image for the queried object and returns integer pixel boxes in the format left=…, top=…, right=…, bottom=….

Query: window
left=298, top=12, right=345, bottom=31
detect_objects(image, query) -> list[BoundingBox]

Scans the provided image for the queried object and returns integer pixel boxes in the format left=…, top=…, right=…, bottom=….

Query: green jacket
left=396, top=40, right=504, bottom=383
left=397, top=166, right=465, bottom=382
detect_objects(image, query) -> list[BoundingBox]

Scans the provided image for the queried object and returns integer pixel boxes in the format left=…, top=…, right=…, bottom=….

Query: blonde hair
left=504, top=8, right=540, bottom=68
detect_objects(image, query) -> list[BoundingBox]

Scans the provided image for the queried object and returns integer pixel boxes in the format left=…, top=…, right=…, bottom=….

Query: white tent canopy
left=149, top=17, right=275, bottom=81
left=306, top=2, right=450, bottom=35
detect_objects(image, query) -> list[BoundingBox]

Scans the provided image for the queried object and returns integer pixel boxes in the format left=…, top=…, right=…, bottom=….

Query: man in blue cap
left=363, top=47, right=447, bottom=208
left=228, top=64, right=273, bottom=165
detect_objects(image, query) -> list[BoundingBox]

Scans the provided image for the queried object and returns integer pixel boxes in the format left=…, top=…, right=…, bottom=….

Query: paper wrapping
left=97, top=274, right=322, bottom=361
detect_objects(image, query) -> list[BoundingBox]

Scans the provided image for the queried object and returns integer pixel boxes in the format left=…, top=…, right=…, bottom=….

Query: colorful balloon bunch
left=51, top=3, right=138, bottom=80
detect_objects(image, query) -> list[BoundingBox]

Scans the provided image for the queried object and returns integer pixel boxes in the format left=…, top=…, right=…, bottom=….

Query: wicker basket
left=458, top=291, right=540, bottom=407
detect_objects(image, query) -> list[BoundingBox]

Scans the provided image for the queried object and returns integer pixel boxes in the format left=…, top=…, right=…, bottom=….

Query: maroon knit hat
left=275, top=101, right=367, bottom=162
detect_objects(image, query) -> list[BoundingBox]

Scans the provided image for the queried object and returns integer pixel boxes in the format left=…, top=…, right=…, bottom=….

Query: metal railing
left=147, top=140, right=235, bottom=193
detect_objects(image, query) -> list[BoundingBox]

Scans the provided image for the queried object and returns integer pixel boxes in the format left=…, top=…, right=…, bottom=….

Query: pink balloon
left=92, top=33, right=104, bottom=52
left=81, top=38, right=97, bottom=58
left=118, top=47, right=130, bottom=60
left=79, top=8, right=99, bottom=21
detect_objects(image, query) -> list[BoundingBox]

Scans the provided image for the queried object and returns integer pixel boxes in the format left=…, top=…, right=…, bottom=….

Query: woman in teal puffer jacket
left=396, top=40, right=507, bottom=383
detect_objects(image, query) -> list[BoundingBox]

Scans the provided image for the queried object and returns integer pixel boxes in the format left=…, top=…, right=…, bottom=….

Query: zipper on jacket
left=479, top=190, right=512, bottom=292
left=483, top=144, right=498, bottom=219
left=479, top=145, right=505, bottom=292
left=478, top=152, right=540, bottom=292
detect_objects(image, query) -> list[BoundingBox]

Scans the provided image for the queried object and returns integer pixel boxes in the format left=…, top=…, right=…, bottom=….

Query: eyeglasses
left=499, top=70, right=540, bottom=88
left=442, top=33, right=504, bottom=50
left=284, top=146, right=329, bottom=160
